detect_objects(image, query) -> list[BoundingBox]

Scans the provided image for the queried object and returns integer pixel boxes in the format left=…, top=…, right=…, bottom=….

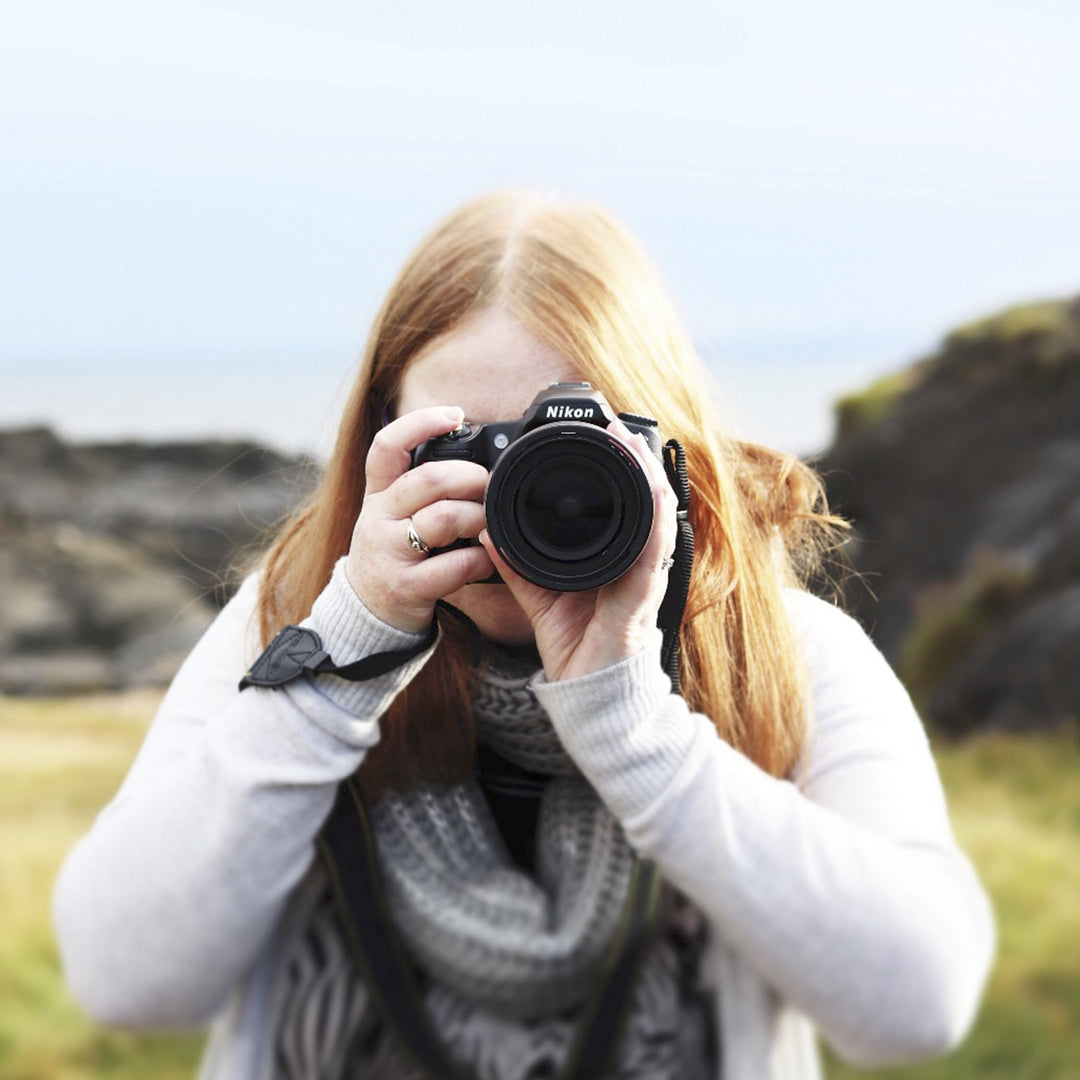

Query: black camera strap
left=239, top=622, right=439, bottom=690
left=658, top=438, right=695, bottom=694
left=243, top=441, right=693, bottom=1079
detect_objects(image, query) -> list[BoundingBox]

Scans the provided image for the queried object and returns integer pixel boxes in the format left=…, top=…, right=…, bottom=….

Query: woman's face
left=396, top=307, right=585, bottom=645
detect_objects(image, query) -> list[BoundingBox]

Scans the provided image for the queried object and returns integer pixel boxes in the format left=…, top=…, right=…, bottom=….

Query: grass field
left=2, top=693, right=1077, bottom=1079
left=826, top=729, right=1080, bottom=1080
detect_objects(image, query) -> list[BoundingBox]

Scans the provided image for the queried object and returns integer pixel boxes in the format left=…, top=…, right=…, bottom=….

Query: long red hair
left=256, top=191, right=846, bottom=798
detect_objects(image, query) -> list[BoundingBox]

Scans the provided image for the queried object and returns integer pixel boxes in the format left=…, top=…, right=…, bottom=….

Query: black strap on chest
left=317, top=776, right=662, bottom=1080
left=253, top=439, right=694, bottom=1078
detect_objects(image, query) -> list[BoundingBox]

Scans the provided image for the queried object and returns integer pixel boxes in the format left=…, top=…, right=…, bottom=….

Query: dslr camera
left=411, top=382, right=663, bottom=591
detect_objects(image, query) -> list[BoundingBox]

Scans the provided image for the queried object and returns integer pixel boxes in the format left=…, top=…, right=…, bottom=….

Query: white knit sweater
left=53, top=559, right=995, bottom=1080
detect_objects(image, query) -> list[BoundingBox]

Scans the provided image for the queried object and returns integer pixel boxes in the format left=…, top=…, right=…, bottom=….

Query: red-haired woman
left=55, top=192, right=994, bottom=1080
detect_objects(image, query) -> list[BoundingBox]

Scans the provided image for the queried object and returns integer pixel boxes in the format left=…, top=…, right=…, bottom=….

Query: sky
left=3, top=0, right=1079, bottom=458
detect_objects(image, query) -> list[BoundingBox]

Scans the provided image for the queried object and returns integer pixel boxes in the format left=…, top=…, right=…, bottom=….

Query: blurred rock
left=930, top=584, right=1080, bottom=733
left=0, top=430, right=318, bottom=695
left=818, top=295, right=1080, bottom=734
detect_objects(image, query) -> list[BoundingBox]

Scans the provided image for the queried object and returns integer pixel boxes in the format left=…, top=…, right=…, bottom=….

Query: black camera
left=411, top=382, right=663, bottom=591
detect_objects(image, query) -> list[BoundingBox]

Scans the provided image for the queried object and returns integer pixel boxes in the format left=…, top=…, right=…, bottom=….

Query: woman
left=53, top=191, right=994, bottom=1080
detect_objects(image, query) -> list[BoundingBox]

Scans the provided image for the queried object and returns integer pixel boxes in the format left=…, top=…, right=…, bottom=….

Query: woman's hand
left=480, top=420, right=678, bottom=682
left=345, top=406, right=494, bottom=634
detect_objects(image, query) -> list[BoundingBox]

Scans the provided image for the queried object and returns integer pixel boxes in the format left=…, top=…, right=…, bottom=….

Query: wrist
left=543, top=624, right=662, bottom=683
left=343, top=559, right=434, bottom=636
left=532, top=643, right=702, bottom=821
left=313, top=558, right=431, bottom=661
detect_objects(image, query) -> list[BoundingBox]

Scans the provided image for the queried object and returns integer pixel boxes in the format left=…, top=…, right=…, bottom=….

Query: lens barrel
left=485, top=424, right=653, bottom=591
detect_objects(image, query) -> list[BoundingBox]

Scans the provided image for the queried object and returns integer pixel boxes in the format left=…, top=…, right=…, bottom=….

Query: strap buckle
left=239, top=625, right=329, bottom=690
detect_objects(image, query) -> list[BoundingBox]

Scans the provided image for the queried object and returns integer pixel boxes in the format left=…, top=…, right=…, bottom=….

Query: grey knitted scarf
left=273, top=653, right=717, bottom=1080
left=368, top=651, right=635, bottom=1021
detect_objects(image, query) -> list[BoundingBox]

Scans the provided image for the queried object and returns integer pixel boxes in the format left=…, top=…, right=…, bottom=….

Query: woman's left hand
left=479, top=420, right=679, bottom=682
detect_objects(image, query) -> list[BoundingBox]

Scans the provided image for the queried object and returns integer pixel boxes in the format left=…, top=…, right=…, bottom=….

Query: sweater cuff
left=531, top=643, right=702, bottom=822
left=290, top=557, right=436, bottom=720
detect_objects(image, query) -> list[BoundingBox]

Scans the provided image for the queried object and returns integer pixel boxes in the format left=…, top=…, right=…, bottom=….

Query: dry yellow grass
left=0, top=691, right=204, bottom=1080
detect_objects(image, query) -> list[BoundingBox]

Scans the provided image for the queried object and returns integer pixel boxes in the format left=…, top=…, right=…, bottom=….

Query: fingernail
left=445, top=407, right=464, bottom=425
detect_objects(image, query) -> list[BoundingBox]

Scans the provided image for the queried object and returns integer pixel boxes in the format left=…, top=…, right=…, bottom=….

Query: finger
left=642, top=470, right=680, bottom=576
left=608, top=418, right=670, bottom=492
left=410, top=543, right=496, bottom=600
left=409, top=501, right=487, bottom=552
left=365, top=405, right=465, bottom=494
left=607, top=419, right=678, bottom=571
left=349, top=518, right=494, bottom=632
left=478, top=530, right=557, bottom=621
left=384, top=459, right=489, bottom=519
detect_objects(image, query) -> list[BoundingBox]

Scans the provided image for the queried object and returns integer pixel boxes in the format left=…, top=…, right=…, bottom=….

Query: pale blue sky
left=4, top=0, right=1078, bottom=456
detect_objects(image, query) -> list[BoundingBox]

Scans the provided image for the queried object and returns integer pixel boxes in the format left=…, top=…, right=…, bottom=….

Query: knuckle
left=421, top=459, right=484, bottom=493
left=429, top=503, right=456, bottom=531
left=365, top=433, right=396, bottom=479
left=426, top=461, right=456, bottom=488
left=411, top=460, right=447, bottom=488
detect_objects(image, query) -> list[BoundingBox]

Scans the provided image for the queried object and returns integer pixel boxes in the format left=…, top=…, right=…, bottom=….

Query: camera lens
left=485, top=424, right=653, bottom=591
left=520, top=456, right=621, bottom=559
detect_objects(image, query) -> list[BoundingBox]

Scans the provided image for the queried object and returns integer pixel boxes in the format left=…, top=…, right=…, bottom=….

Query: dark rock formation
left=818, top=296, right=1080, bottom=734
left=0, top=428, right=318, bottom=694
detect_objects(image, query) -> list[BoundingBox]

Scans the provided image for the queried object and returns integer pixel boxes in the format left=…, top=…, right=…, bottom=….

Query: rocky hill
left=0, top=428, right=318, bottom=694
left=6, top=296, right=1080, bottom=723
left=818, top=296, right=1080, bottom=735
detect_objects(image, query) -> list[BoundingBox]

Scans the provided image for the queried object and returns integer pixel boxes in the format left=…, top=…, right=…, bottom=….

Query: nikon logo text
left=545, top=405, right=595, bottom=419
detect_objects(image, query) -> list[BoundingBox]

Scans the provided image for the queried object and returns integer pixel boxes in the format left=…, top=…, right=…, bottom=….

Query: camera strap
left=658, top=438, right=695, bottom=694
left=238, top=621, right=439, bottom=690
left=318, top=774, right=662, bottom=1080
left=247, top=441, right=692, bottom=1080
left=438, top=435, right=695, bottom=694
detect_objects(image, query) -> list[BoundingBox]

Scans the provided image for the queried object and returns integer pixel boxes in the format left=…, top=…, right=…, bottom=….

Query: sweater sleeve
left=532, top=589, right=995, bottom=1068
left=52, top=558, right=436, bottom=1030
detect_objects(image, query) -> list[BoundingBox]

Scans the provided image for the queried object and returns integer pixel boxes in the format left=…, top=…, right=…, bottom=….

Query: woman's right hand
left=344, top=406, right=494, bottom=634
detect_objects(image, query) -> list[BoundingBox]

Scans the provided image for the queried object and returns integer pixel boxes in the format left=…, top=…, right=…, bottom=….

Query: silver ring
left=407, top=518, right=431, bottom=555
left=660, top=555, right=675, bottom=572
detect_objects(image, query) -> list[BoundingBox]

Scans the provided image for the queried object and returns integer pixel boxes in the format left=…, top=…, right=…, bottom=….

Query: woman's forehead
left=397, top=309, right=583, bottom=423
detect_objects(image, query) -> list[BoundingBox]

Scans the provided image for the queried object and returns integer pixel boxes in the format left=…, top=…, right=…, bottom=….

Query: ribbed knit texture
left=291, top=559, right=434, bottom=718
left=53, top=568, right=995, bottom=1080
left=533, top=639, right=699, bottom=822
left=273, top=868, right=719, bottom=1080
left=270, top=648, right=717, bottom=1080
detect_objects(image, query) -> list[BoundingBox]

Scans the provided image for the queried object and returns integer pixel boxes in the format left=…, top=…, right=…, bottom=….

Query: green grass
left=833, top=368, right=918, bottom=440
left=941, top=298, right=1076, bottom=381
left=945, top=299, right=1072, bottom=351
left=2, top=695, right=1078, bottom=1078
left=826, top=728, right=1080, bottom=1080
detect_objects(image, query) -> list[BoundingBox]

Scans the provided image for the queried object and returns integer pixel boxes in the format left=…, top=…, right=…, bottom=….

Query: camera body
left=412, top=382, right=663, bottom=591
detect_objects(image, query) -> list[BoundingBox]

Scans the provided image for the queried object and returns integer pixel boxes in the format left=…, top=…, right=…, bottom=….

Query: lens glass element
left=518, top=456, right=621, bottom=559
